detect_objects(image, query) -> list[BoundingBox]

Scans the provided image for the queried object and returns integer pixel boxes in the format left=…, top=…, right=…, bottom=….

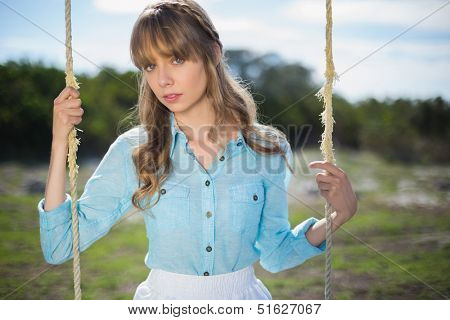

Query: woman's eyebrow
left=146, top=53, right=177, bottom=64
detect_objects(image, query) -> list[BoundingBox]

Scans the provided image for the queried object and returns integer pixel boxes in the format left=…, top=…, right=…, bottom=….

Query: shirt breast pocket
left=230, top=182, right=265, bottom=232
left=152, top=182, right=190, bottom=230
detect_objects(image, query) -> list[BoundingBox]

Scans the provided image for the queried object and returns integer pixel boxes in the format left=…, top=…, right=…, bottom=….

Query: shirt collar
left=169, top=111, right=246, bottom=158
left=169, top=111, right=182, bottom=158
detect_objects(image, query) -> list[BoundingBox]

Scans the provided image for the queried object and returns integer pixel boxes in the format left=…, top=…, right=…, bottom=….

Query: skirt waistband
left=134, top=265, right=272, bottom=299
left=149, top=265, right=256, bottom=290
left=144, top=265, right=267, bottom=299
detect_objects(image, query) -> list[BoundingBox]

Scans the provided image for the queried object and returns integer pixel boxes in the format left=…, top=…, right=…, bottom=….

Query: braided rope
left=64, top=0, right=82, bottom=300
left=315, top=0, right=339, bottom=300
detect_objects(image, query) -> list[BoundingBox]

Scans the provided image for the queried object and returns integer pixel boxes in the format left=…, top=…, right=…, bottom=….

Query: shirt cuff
left=292, top=217, right=327, bottom=257
left=37, top=193, right=72, bottom=230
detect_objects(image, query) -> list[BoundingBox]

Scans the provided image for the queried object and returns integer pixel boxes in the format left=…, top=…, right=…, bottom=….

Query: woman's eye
left=144, top=64, right=155, bottom=72
left=174, top=57, right=184, bottom=64
left=143, top=58, right=183, bottom=72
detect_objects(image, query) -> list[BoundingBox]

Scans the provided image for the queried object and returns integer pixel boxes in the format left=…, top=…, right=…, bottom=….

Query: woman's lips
left=163, top=94, right=182, bottom=102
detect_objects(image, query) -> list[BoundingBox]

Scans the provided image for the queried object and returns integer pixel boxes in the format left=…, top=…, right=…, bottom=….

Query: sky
left=1, top=0, right=449, bottom=104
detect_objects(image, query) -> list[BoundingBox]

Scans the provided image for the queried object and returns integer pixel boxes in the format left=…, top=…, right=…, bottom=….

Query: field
left=1, top=148, right=449, bottom=299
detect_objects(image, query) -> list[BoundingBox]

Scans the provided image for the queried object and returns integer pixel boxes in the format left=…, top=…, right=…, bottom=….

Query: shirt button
left=205, top=180, right=210, bottom=186
left=204, top=271, right=209, bottom=276
left=219, top=156, right=225, bottom=161
left=253, top=194, right=258, bottom=201
left=237, top=141, right=243, bottom=147
left=206, top=245, right=212, bottom=252
left=206, top=211, right=212, bottom=218
left=161, top=188, right=166, bottom=195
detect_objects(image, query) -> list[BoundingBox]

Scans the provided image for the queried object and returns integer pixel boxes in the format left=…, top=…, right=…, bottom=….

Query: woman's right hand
left=52, top=86, right=84, bottom=143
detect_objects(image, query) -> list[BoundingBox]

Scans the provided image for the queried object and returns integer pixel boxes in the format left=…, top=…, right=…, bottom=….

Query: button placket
left=201, top=175, right=215, bottom=277
left=220, top=137, right=245, bottom=165
left=208, top=149, right=228, bottom=180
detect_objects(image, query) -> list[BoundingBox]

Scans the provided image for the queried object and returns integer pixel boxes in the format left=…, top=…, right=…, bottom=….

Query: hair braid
left=149, top=0, right=223, bottom=52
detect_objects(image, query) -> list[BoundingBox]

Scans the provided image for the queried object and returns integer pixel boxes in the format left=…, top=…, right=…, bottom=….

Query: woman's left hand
left=308, top=160, right=358, bottom=224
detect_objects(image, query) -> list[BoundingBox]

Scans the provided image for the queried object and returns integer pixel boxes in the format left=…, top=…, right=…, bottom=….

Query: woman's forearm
left=43, top=139, right=68, bottom=211
left=305, top=211, right=345, bottom=247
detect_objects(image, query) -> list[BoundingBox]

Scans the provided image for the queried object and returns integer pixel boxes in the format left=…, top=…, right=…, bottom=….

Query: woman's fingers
left=62, top=116, right=82, bottom=126
left=309, top=161, right=346, bottom=178
left=54, top=86, right=80, bottom=104
left=52, top=87, right=84, bottom=142
left=316, top=172, right=340, bottom=185
left=69, top=116, right=83, bottom=125
left=65, top=107, right=84, bottom=117
left=318, top=182, right=331, bottom=191
left=61, top=98, right=82, bottom=109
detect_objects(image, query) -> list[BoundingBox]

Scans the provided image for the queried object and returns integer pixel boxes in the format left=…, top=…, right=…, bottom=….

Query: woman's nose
left=157, top=67, right=174, bottom=87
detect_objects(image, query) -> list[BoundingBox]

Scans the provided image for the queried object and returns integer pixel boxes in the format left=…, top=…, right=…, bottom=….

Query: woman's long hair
left=126, top=0, right=293, bottom=211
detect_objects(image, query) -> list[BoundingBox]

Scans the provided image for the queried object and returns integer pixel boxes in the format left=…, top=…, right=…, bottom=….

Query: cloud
left=0, top=36, right=63, bottom=61
left=3, top=0, right=447, bottom=103
left=281, top=0, right=450, bottom=32
left=93, top=0, right=223, bottom=15
left=93, top=0, right=152, bottom=14
left=333, top=54, right=450, bottom=103
left=210, top=12, right=450, bottom=102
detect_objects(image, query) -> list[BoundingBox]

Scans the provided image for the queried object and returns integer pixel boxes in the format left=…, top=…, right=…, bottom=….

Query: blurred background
left=0, top=0, right=449, bottom=299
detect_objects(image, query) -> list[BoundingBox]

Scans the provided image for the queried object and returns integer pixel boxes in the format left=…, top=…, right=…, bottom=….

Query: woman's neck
left=173, top=111, right=215, bottom=143
left=174, top=112, right=238, bottom=148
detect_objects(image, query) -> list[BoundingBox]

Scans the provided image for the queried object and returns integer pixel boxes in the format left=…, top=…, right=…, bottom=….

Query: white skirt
left=133, top=265, right=272, bottom=300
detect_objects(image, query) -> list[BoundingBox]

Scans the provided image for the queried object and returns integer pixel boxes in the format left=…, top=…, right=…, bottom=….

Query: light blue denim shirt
left=37, top=111, right=326, bottom=275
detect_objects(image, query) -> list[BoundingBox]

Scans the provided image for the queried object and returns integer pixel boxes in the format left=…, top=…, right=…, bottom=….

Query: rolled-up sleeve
left=37, top=135, right=133, bottom=265
left=255, top=139, right=326, bottom=273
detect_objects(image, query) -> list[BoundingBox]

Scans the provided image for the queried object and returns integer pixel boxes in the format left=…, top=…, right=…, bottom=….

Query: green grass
left=1, top=149, right=449, bottom=299
left=271, top=201, right=450, bottom=299
left=0, top=194, right=148, bottom=300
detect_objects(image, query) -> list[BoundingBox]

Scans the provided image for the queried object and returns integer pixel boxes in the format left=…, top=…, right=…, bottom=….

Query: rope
left=64, top=0, right=82, bottom=300
left=315, top=0, right=339, bottom=300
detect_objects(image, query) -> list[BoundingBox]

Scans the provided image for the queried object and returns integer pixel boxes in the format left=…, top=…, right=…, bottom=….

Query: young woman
left=38, top=0, right=358, bottom=300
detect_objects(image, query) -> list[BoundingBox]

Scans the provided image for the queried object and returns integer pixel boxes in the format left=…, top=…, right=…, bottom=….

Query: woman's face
left=144, top=50, right=208, bottom=115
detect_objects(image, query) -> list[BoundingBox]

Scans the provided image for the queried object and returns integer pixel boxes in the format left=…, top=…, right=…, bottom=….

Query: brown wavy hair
left=126, top=0, right=294, bottom=211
